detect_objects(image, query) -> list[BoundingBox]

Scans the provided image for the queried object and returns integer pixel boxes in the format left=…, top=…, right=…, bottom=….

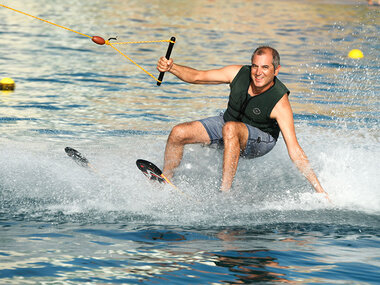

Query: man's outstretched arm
left=157, top=56, right=241, bottom=84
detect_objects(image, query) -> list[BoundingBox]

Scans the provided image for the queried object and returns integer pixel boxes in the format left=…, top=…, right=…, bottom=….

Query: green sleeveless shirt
left=223, top=65, right=290, bottom=139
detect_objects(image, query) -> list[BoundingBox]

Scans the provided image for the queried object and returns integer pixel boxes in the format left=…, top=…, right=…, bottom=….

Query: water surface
left=1, top=0, right=379, bottom=284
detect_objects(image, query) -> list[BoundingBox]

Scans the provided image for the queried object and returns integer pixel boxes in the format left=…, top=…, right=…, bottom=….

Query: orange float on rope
left=0, top=4, right=175, bottom=84
left=92, top=36, right=106, bottom=45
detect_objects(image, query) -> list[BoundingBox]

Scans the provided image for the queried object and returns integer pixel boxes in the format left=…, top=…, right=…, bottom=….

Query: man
left=368, top=0, right=380, bottom=5
left=157, top=46, right=329, bottom=199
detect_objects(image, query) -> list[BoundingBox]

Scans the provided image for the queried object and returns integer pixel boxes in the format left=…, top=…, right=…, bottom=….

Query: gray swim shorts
left=199, top=113, right=277, bottom=159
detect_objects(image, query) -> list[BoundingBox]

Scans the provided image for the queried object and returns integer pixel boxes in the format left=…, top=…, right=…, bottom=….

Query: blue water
left=1, top=0, right=379, bottom=284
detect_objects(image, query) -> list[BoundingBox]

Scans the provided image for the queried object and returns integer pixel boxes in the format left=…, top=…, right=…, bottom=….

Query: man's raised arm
left=157, top=56, right=241, bottom=85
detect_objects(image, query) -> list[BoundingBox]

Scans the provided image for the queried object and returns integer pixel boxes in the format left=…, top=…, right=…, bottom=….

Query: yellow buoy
left=348, top=49, right=364, bottom=59
left=0, top=77, right=15, bottom=91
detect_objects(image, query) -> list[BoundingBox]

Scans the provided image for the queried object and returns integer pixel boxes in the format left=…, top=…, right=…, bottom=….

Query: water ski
left=136, top=159, right=194, bottom=200
left=136, top=159, right=170, bottom=184
left=65, top=148, right=190, bottom=199
left=64, top=147, right=98, bottom=174
left=65, top=146, right=90, bottom=168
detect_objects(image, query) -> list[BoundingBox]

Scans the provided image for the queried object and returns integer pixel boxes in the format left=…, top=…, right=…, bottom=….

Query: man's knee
left=168, top=124, right=186, bottom=143
left=222, top=122, right=248, bottom=150
left=222, top=121, right=240, bottom=139
left=168, top=121, right=210, bottom=145
left=168, top=122, right=195, bottom=144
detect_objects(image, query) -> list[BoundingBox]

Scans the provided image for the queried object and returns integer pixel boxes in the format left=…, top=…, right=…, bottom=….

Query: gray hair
left=251, top=46, right=280, bottom=69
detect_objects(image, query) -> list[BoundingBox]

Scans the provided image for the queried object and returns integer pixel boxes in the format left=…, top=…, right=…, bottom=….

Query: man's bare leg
left=163, top=121, right=210, bottom=179
left=220, top=122, right=249, bottom=191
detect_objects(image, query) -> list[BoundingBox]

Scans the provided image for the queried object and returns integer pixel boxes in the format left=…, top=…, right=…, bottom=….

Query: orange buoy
left=92, top=36, right=106, bottom=45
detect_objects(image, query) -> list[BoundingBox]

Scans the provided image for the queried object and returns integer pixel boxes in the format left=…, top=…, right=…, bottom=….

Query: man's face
left=251, top=51, right=280, bottom=91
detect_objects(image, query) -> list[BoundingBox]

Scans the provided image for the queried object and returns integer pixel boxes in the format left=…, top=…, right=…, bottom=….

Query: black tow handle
left=157, top=36, right=176, bottom=86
